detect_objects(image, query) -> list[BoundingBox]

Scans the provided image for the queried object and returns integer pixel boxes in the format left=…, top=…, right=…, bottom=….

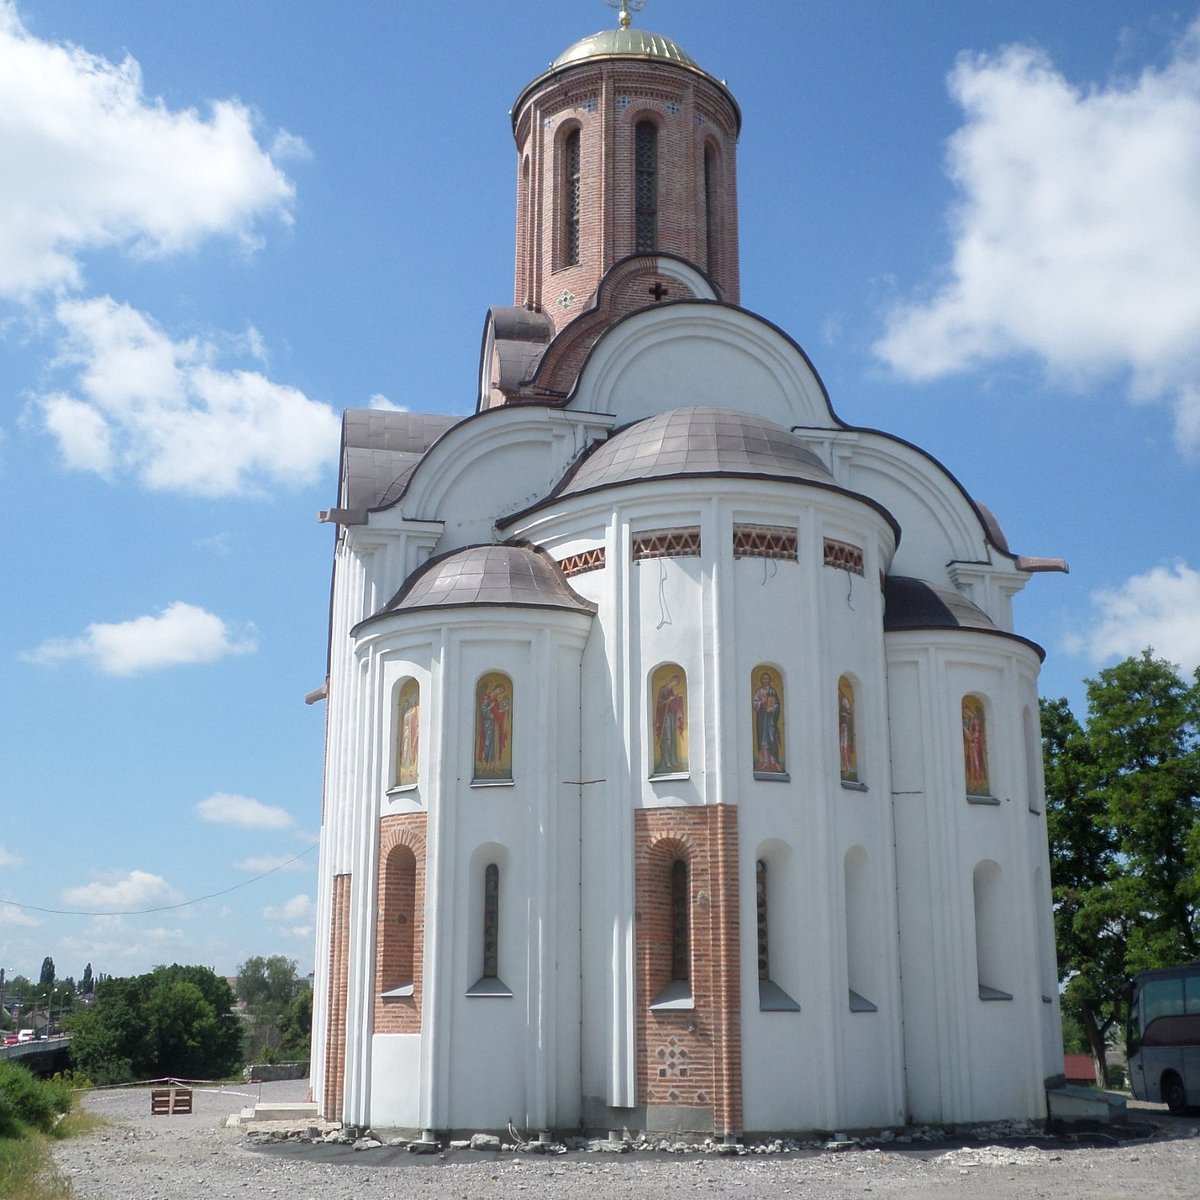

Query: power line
left=0, top=845, right=318, bottom=917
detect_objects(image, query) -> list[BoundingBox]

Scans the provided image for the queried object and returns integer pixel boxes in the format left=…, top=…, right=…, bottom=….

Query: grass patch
left=0, top=1132, right=73, bottom=1200
left=0, top=1064, right=102, bottom=1200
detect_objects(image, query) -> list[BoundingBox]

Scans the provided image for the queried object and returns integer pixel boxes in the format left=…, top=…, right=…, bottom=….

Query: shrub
left=0, top=1062, right=72, bottom=1137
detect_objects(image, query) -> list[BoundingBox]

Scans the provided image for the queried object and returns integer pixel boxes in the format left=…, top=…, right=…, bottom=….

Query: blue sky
left=2, top=0, right=1199, bottom=984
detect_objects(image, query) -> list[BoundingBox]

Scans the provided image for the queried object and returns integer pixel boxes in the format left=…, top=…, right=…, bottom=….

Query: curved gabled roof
left=377, top=544, right=596, bottom=618
left=560, top=406, right=835, bottom=496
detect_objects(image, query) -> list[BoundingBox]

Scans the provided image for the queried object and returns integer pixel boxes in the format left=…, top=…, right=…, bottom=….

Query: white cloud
left=1066, top=562, right=1200, bottom=672
left=0, top=2, right=299, bottom=300
left=61, top=870, right=181, bottom=912
left=22, top=600, right=256, bottom=676
left=263, top=894, right=314, bottom=921
left=0, top=845, right=22, bottom=867
left=875, top=21, right=1200, bottom=450
left=367, top=392, right=407, bottom=412
left=234, top=853, right=309, bottom=873
left=0, top=904, right=39, bottom=928
left=196, top=792, right=294, bottom=831
left=34, top=297, right=339, bottom=496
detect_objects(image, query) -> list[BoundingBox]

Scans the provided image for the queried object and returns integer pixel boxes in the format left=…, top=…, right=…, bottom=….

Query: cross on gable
left=649, top=280, right=670, bottom=301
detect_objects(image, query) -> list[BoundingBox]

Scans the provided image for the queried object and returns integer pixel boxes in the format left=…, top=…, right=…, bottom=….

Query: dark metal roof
left=883, top=576, right=1046, bottom=660
left=560, top=406, right=834, bottom=496
left=884, top=577, right=998, bottom=633
left=381, top=544, right=597, bottom=616
left=340, top=410, right=460, bottom=514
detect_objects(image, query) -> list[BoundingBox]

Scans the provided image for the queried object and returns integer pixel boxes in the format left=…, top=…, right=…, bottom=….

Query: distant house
left=1064, top=1054, right=1098, bottom=1087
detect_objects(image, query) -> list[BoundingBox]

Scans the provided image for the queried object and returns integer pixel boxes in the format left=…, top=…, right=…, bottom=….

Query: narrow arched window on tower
left=704, top=143, right=718, bottom=277
left=483, top=862, right=500, bottom=979
left=563, top=128, right=581, bottom=266
left=635, top=120, right=658, bottom=252
left=756, top=858, right=769, bottom=981
left=670, top=857, right=689, bottom=982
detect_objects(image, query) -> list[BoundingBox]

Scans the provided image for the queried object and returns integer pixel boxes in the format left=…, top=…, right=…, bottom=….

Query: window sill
left=840, top=780, right=868, bottom=792
left=979, top=985, right=1013, bottom=1002
left=849, top=989, right=878, bottom=1013
left=754, top=771, right=791, bottom=782
left=650, top=980, right=694, bottom=1011
left=467, top=976, right=513, bottom=998
left=649, top=771, right=690, bottom=783
left=386, top=784, right=418, bottom=797
left=381, top=982, right=414, bottom=998
left=471, top=778, right=515, bottom=788
left=759, top=980, right=800, bottom=1012
left=1042, top=994, right=1054, bottom=1004
left=966, top=794, right=1001, bottom=806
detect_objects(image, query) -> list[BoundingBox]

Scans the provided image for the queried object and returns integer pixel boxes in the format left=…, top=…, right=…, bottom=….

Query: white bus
left=1127, top=962, right=1200, bottom=1114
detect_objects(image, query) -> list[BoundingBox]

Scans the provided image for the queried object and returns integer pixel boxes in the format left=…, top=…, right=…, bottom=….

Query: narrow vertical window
left=757, top=852, right=800, bottom=1010
left=380, top=844, right=416, bottom=999
left=468, top=855, right=511, bottom=996
left=635, top=120, right=658, bottom=252
left=671, top=858, right=690, bottom=982
left=483, top=862, right=499, bottom=979
left=974, top=860, right=1012, bottom=1000
left=704, top=143, right=717, bottom=276
left=756, top=859, right=769, bottom=981
left=563, top=128, right=581, bottom=266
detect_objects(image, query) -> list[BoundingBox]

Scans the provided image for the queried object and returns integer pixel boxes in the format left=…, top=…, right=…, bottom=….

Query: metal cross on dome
left=604, top=0, right=646, bottom=29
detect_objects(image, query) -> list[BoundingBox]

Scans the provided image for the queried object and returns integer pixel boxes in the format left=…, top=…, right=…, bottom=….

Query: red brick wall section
left=521, top=258, right=700, bottom=401
left=323, top=872, right=351, bottom=1121
left=634, top=807, right=742, bottom=1136
left=374, top=814, right=428, bottom=1034
left=513, top=58, right=740, bottom=336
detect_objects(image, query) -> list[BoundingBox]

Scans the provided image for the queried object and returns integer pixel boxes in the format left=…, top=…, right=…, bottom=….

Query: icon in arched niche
left=396, top=678, right=420, bottom=788
left=751, top=665, right=786, bottom=776
left=474, top=672, right=513, bottom=781
left=838, top=675, right=858, bottom=782
left=962, top=695, right=990, bottom=796
left=650, top=664, right=688, bottom=776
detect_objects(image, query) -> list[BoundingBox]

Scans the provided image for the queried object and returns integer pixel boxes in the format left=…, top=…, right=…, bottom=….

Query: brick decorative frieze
left=823, top=537, right=865, bottom=576
left=733, top=524, right=798, bottom=561
left=633, top=528, right=701, bottom=560
left=558, top=547, right=606, bottom=577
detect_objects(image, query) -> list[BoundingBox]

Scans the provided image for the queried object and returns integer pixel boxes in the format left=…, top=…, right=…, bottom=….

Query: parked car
left=3, top=1034, right=18, bottom=1045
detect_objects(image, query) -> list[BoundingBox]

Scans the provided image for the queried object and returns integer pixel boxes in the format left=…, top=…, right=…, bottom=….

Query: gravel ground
left=51, top=1080, right=1200, bottom=1200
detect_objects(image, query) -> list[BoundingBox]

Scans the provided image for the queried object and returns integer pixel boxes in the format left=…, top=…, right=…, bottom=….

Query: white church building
left=310, top=13, right=1066, bottom=1139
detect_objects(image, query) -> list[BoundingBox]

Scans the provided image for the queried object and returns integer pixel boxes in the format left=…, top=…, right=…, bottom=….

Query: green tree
left=67, top=964, right=241, bottom=1084
left=81, top=963, right=93, bottom=995
left=276, top=985, right=313, bottom=1062
left=1044, top=651, right=1200, bottom=1086
left=38, top=958, right=54, bottom=988
left=236, top=955, right=302, bottom=1062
